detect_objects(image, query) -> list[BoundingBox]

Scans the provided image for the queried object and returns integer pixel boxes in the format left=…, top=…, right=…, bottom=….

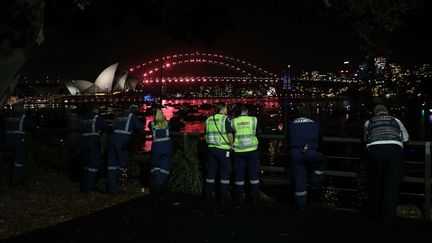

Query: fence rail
left=171, top=132, right=431, bottom=220
left=1, top=130, right=430, bottom=219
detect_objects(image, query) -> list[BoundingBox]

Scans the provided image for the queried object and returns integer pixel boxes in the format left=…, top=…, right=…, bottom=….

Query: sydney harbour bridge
left=27, top=52, right=359, bottom=105
left=129, top=51, right=282, bottom=98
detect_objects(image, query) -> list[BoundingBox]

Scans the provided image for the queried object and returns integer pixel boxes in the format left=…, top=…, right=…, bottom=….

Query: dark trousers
left=204, top=147, right=231, bottom=199
left=80, top=137, right=101, bottom=192
left=150, top=141, right=173, bottom=192
left=6, top=135, right=28, bottom=185
left=290, top=148, right=327, bottom=207
left=106, top=136, right=129, bottom=194
left=368, top=144, right=404, bottom=226
left=233, top=150, right=260, bottom=199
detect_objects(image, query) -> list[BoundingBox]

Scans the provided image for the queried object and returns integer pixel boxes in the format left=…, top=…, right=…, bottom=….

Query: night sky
left=21, top=1, right=432, bottom=81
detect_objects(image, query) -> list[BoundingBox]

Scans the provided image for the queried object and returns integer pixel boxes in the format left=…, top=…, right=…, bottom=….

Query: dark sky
left=21, top=1, right=432, bottom=81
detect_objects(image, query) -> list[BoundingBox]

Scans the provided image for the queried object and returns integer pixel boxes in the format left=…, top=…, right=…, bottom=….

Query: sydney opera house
left=64, top=63, right=138, bottom=95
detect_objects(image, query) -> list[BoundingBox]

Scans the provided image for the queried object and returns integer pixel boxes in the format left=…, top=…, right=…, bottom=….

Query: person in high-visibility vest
left=106, top=104, right=145, bottom=194
left=79, top=104, right=108, bottom=192
left=3, top=102, right=37, bottom=185
left=288, top=106, right=327, bottom=209
left=231, top=104, right=260, bottom=202
left=204, top=102, right=234, bottom=202
left=149, top=108, right=172, bottom=194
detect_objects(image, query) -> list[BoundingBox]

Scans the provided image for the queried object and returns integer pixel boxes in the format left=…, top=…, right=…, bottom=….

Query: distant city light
left=343, top=61, right=350, bottom=64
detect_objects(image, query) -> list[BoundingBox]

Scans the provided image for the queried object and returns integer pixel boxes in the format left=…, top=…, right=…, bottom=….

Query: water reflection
left=138, top=97, right=429, bottom=139
left=138, top=97, right=430, bottom=153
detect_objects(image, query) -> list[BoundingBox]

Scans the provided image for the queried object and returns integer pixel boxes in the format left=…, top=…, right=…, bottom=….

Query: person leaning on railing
left=364, top=104, right=409, bottom=229
left=287, top=106, right=327, bottom=209
left=106, top=103, right=145, bottom=194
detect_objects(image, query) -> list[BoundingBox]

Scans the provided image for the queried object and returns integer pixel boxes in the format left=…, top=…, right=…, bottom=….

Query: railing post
left=183, top=132, right=188, bottom=151
left=425, top=141, right=431, bottom=220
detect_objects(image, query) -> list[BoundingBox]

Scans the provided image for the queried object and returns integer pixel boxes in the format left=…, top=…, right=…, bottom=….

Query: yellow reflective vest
left=231, top=115, right=258, bottom=152
left=205, top=114, right=230, bottom=150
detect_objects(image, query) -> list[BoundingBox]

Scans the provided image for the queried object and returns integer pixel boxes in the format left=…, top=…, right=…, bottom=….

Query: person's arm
left=134, top=115, right=146, bottom=135
left=225, top=118, right=234, bottom=148
left=362, top=120, right=369, bottom=144
left=395, top=118, right=409, bottom=143
left=97, top=117, right=109, bottom=133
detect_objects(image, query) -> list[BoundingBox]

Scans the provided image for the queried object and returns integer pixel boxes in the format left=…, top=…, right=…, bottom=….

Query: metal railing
left=172, top=132, right=431, bottom=220
left=1, top=131, right=430, bottom=219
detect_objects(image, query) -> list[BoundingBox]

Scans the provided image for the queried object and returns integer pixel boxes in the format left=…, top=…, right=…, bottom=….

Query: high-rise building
left=374, top=57, right=386, bottom=76
left=282, top=65, right=291, bottom=90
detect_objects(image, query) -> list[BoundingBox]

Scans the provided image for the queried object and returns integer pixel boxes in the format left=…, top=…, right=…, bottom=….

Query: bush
left=167, top=142, right=203, bottom=196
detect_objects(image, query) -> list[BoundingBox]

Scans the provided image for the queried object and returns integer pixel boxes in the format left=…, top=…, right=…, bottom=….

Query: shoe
left=294, top=205, right=307, bottom=213
left=141, top=187, right=151, bottom=195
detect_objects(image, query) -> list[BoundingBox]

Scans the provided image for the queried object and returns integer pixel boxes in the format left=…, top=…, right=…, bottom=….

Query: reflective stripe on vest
left=150, top=121, right=171, bottom=142
left=114, top=113, right=133, bottom=134
left=82, top=115, right=100, bottom=136
left=205, top=114, right=230, bottom=149
left=232, top=116, right=258, bottom=152
left=6, top=114, right=26, bottom=135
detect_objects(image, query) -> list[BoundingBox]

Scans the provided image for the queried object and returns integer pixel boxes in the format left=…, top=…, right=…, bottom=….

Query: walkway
left=3, top=193, right=430, bottom=243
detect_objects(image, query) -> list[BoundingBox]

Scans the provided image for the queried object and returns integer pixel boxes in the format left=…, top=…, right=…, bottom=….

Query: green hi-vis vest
left=231, top=116, right=258, bottom=152
left=205, top=114, right=230, bottom=150
left=150, top=121, right=170, bottom=142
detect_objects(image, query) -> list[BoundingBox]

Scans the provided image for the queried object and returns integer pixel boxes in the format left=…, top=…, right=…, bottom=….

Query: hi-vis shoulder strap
left=114, top=113, right=133, bottom=135
left=6, top=114, right=26, bottom=135
left=82, top=115, right=101, bottom=136
left=151, top=121, right=170, bottom=142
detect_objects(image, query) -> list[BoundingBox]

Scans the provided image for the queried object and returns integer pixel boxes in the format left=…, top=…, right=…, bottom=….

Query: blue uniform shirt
left=113, top=111, right=145, bottom=135
left=4, top=110, right=36, bottom=135
left=79, top=111, right=107, bottom=137
left=288, top=117, right=321, bottom=149
left=149, top=121, right=171, bottom=140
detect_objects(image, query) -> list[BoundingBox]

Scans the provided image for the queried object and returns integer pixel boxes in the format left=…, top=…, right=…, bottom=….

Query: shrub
left=167, top=142, right=203, bottom=196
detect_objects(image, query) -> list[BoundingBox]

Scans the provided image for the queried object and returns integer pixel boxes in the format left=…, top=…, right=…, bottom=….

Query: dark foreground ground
left=3, top=192, right=430, bottom=243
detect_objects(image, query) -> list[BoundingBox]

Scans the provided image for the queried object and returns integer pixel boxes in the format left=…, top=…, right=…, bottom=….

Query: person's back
left=231, top=104, right=260, bottom=202
left=80, top=110, right=107, bottom=137
left=288, top=118, right=320, bottom=149
left=4, top=103, right=37, bottom=185
left=287, top=106, right=326, bottom=209
left=203, top=102, right=233, bottom=202
left=106, top=105, right=145, bottom=194
left=79, top=105, right=107, bottom=192
left=364, top=105, right=409, bottom=228
left=149, top=109, right=172, bottom=193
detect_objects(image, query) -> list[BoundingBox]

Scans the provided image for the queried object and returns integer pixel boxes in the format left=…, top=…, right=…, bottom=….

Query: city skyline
left=20, top=1, right=432, bottom=81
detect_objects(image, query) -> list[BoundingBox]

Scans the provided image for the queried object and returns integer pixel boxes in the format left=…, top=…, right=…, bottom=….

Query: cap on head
left=374, top=105, right=388, bottom=115
left=129, top=104, right=139, bottom=112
